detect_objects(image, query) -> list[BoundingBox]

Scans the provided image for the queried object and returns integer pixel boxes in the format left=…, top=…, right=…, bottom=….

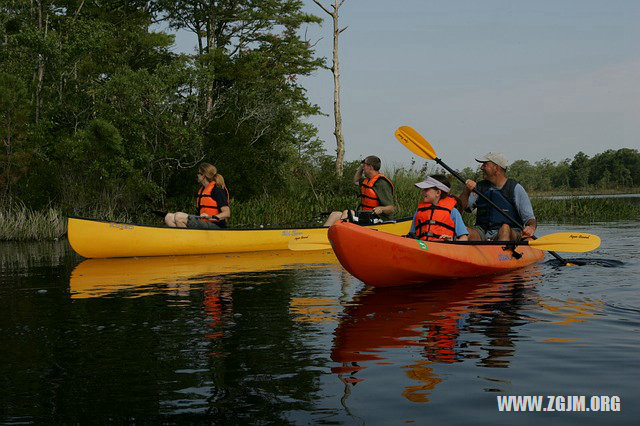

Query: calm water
left=1, top=222, right=638, bottom=424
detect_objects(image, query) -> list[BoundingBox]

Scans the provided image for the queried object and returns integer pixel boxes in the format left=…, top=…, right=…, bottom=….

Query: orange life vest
left=359, top=173, right=394, bottom=210
left=196, top=182, right=229, bottom=223
left=414, top=196, right=457, bottom=241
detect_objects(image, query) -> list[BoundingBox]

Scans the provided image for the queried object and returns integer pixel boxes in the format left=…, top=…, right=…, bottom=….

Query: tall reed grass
left=0, top=203, right=66, bottom=241
left=0, top=199, right=134, bottom=241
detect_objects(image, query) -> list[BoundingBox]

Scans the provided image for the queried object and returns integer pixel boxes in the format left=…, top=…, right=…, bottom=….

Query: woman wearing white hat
left=408, top=175, right=468, bottom=241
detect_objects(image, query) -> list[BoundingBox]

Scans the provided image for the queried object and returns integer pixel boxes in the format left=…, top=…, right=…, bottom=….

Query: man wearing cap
left=459, top=152, right=536, bottom=241
left=409, top=174, right=468, bottom=241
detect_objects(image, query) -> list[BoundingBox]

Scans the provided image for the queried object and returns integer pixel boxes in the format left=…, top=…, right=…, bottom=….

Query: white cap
left=415, top=176, right=450, bottom=192
left=475, top=152, right=508, bottom=169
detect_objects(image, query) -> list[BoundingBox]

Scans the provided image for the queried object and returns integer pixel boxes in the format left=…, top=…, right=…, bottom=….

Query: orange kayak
left=328, top=221, right=545, bottom=287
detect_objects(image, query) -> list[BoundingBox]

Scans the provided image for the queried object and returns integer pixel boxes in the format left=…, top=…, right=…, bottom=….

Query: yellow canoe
left=67, top=216, right=412, bottom=258
left=70, top=249, right=338, bottom=298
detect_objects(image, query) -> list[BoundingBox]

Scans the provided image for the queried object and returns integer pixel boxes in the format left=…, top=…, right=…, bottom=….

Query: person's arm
left=372, top=179, right=395, bottom=216
left=459, top=179, right=476, bottom=211
left=521, top=218, right=536, bottom=239
left=451, top=208, right=469, bottom=241
left=513, top=184, right=536, bottom=238
left=408, top=211, right=417, bottom=234
left=353, top=163, right=365, bottom=185
left=213, top=205, right=230, bottom=221
left=373, top=205, right=394, bottom=216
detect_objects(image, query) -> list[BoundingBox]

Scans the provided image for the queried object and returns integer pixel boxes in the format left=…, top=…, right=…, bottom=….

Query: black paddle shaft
left=433, top=157, right=569, bottom=264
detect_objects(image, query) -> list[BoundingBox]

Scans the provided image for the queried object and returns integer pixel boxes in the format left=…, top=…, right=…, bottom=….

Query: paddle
left=394, top=126, right=585, bottom=265
left=448, top=232, right=600, bottom=252
left=289, top=229, right=599, bottom=252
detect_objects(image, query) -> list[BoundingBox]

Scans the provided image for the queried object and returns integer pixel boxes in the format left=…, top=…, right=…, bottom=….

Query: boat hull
left=328, top=221, right=545, bottom=287
left=67, top=216, right=412, bottom=258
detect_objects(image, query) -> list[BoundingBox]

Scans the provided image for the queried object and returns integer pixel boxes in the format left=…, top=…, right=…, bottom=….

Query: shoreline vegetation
left=2, top=181, right=638, bottom=242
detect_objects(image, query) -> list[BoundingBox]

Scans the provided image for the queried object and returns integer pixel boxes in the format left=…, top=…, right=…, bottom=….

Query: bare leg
left=165, top=213, right=177, bottom=227
left=496, top=224, right=513, bottom=241
left=467, top=227, right=482, bottom=241
left=339, top=210, right=354, bottom=220
left=174, top=212, right=189, bottom=228
left=323, top=211, right=343, bottom=227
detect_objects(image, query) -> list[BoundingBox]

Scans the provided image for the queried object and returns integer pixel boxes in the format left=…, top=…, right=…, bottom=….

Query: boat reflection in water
left=70, top=250, right=339, bottom=343
left=331, top=266, right=545, bottom=402
left=69, top=249, right=337, bottom=299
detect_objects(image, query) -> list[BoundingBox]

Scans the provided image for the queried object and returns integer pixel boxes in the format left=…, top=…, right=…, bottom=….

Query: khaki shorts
left=471, top=226, right=521, bottom=241
left=187, top=215, right=224, bottom=229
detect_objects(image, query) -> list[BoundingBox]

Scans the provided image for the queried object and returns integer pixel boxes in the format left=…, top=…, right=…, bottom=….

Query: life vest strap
left=416, top=219, right=456, bottom=232
left=419, top=231, right=447, bottom=240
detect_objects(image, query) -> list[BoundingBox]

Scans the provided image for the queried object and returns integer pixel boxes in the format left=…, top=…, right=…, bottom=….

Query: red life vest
left=359, top=173, right=394, bottom=210
left=414, top=196, right=457, bottom=241
left=196, top=182, right=229, bottom=223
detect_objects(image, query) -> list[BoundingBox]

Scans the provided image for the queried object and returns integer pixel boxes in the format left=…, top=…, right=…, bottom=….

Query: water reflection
left=539, top=298, right=606, bottom=326
left=401, top=361, right=442, bottom=403
left=0, top=240, right=72, bottom=271
left=203, top=280, right=234, bottom=340
left=69, top=249, right=337, bottom=298
left=289, top=297, right=339, bottom=323
left=330, top=267, right=545, bottom=401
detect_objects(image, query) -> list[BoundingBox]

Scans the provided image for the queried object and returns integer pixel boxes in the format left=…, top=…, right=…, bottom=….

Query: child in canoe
left=409, top=174, right=468, bottom=241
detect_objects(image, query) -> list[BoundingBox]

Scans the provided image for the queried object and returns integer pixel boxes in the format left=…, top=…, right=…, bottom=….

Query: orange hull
left=328, top=221, right=545, bottom=287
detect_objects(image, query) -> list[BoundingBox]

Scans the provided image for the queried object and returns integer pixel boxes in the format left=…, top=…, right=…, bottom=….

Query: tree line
left=457, top=149, right=640, bottom=193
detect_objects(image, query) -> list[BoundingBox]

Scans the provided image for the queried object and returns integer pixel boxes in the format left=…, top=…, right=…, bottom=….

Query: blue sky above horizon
left=172, top=0, right=640, bottom=172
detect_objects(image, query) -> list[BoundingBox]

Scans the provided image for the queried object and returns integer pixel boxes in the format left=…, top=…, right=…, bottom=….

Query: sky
left=174, top=0, right=640, bottom=172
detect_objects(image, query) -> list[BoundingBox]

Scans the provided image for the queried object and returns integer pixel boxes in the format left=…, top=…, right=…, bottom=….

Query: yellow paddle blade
left=394, top=126, right=438, bottom=160
left=530, top=232, right=601, bottom=253
left=288, top=234, right=332, bottom=251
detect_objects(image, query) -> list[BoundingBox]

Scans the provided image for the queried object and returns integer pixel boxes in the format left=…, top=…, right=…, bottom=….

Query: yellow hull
left=70, top=249, right=338, bottom=298
left=67, top=216, right=412, bottom=258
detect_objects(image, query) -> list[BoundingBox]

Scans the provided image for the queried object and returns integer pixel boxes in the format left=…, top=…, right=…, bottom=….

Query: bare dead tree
left=34, top=0, right=48, bottom=124
left=313, top=0, right=347, bottom=177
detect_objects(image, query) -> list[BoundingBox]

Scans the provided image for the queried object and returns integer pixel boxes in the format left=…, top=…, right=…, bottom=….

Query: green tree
left=158, top=0, right=325, bottom=201
left=1, top=0, right=207, bottom=213
left=590, top=148, right=640, bottom=188
left=508, top=160, right=534, bottom=188
left=0, top=72, right=30, bottom=198
left=569, top=152, right=590, bottom=189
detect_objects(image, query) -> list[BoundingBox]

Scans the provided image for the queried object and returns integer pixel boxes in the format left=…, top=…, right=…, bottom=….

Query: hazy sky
left=174, top=0, right=640, bottom=172
left=299, top=0, right=640, bottom=171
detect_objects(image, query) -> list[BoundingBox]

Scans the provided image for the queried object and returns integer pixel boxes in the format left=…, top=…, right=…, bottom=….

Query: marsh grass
left=2, top=173, right=639, bottom=240
left=0, top=200, right=134, bottom=241
left=0, top=203, right=66, bottom=241
left=532, top=197, right=640, bottom=224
